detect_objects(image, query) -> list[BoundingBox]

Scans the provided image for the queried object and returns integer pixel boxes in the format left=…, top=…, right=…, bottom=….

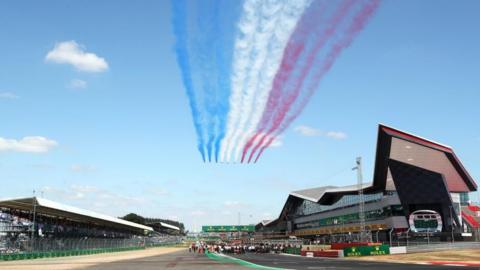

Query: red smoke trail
left=240, top=0, right=330, bottom=163
left=239, top=30, right=307, bottom=163
left=253, top=0, right=380, bottom=163
left=243, top=0, right=356, bottom=163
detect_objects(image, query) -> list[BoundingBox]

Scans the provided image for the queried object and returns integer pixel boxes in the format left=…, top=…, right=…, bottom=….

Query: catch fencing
left=0, top=237, right=145, bottom=254
left=0, top=235, right=183, bottom=256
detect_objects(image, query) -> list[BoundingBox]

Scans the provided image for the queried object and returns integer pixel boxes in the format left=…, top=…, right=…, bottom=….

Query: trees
left=120, top=213, right=186, bottom=235
left=121, top=213, right=146, bottom=225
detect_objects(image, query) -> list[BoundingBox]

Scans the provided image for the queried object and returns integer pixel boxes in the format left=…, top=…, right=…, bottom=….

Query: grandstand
left=145, top=219, right=181, bottom=235
left=256, top=124, right=479, bottom=243
left=0, top=197, right=155, bottom=253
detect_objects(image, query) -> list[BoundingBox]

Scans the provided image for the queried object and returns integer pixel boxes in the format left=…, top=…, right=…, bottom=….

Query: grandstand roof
left=146, top=221, right=180, bottom=231
left=258, top=219, right=277, bottom=226
left=255, top=219, right=279, bottom=230
left=161, top=222, right=180, bottom=231
left=373, top=124, right=477, bottom=192
left=0, top=197, right=153, bottom=233
left=290, top=183, right=373, bottom=204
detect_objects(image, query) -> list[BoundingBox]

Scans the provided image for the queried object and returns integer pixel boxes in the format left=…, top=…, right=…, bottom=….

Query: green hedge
left=0, top=246, right=145, bottom=261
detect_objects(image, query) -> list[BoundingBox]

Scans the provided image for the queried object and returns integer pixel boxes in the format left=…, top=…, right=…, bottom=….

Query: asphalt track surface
left=13, top=250, right=474, bottom=270
left=83, top=250, right=245, bottom=270
left=231, top=253, right=479, bottom=270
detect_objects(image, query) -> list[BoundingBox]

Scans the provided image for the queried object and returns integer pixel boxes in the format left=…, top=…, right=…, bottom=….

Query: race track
left=82, top=250, right=244, bottom=270
left=231, top=252, right=477, bottom=270
left=2, top=250, right=478, bottom=270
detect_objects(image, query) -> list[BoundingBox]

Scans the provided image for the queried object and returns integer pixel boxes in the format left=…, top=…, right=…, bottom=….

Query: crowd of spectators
left=1, top=208, right=185, bottom=254
left=0, top=208, right=134, bottom=239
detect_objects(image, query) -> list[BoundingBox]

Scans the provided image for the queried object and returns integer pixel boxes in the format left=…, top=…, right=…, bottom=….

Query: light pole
left=426, top=228, right=430, bottom=245
left=376, top=228, right=382, bottom=243
left=352, top=157, right=367, bottom=242
left=406, top=228, right=410, bottom=247
left=31, top=191, right=37, bottom=252
left=389, top=228, right=394, bottom=247
left=449, top=205, right=454, bottom=244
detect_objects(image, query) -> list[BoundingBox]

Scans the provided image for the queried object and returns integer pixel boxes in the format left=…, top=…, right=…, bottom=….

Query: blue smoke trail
left=196, top=0, right=217, bottom=163
left=172, top=0, right=241, bottom=163
left=189, top=0, right=241, bottom=163
left=171, top=0, right=206, bottom=162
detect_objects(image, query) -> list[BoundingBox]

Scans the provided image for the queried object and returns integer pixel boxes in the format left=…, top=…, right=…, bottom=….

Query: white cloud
left=294, top=125, right=322, bottom=137
left=269, top=136, right=283, bottom=148
left=71, top=164, right=97, bottom=173
left=41, top=185, right=92, bottom=200
left=224, top=201, right=240, bottom=207
left=325, top=131, right=348, bottom=140
left=251, top=133, right=283, bottom=149
left=223, top=201, right=248, bottom=208
left=190, top=210, right=206, bottom=217
left=0, top=92, right=19, bottom=99
left=0, top=136, right=58, bottom=153
left=68, top=79, right=87, bottom=89
left=31, top=163, right=55, bottom=170
left=71, top=185, right=100, bottom=193
left=221, top=210, right=232, bottom=216
left=294, top=125, right=347, bottom=140
left=41, top=185, right=146, bottom=208
left=168, top=215, right=180, bottom=221
left=149, top=188, right=171, bottom=196
left=223, top=201, right=242, bottom=207
left=45, top=41, right=108, bottom=72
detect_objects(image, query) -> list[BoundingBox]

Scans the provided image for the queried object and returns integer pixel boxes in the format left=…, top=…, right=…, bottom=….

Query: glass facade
left=294, top=193, right=384, bottom=217
left=295, top=205, right=405, bottom=230
left=460, top=192, right=470, bottom=206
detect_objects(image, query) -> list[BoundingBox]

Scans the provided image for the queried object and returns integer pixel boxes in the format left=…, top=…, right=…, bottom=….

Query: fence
left=0, top=246, right=144, bottom=261
left=405, top=241, right=480, bottom=253
left=0, top=235, right=184, bottom=260
left=0, top=237, right=145, bottom=254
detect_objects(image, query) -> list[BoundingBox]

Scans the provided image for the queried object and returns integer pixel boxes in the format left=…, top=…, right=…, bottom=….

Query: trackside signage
left=343, top=245, right=390, bottom=257
left=202, top=225, right=255, bottom=232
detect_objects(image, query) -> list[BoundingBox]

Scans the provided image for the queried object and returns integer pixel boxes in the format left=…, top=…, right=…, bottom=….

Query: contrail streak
left=243, top=0, right=356, bottom=162
left=212, top=0, right=242, bottom=163
left=171, top=0, right=206, bottom=162
left=232, top=0, right=311, bottom=163
left=253, top=0, right=381, bottom=162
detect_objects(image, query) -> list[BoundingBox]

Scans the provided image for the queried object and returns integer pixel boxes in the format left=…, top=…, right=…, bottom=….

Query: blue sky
left=0, top=0, right=479, bottom=231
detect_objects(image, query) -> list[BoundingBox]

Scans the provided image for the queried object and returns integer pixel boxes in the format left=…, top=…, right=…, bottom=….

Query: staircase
left=462, top=205, right=480, bottom=229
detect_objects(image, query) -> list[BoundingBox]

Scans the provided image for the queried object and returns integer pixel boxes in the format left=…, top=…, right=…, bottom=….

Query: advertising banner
left=202, top=225, right=255, bottom=232
left=343, top=245, right=390, bottom=257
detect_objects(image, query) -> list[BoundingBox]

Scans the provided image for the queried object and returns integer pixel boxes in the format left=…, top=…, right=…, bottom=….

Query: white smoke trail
left=221, top=0, right=310, bottom=162
left=220, top=0, right=261, bottom=162
left=232, top=0, right=311, bottom=162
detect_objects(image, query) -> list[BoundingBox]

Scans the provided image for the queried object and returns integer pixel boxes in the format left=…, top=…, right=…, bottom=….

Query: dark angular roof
left=266, top=124, right=477, bottom=227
